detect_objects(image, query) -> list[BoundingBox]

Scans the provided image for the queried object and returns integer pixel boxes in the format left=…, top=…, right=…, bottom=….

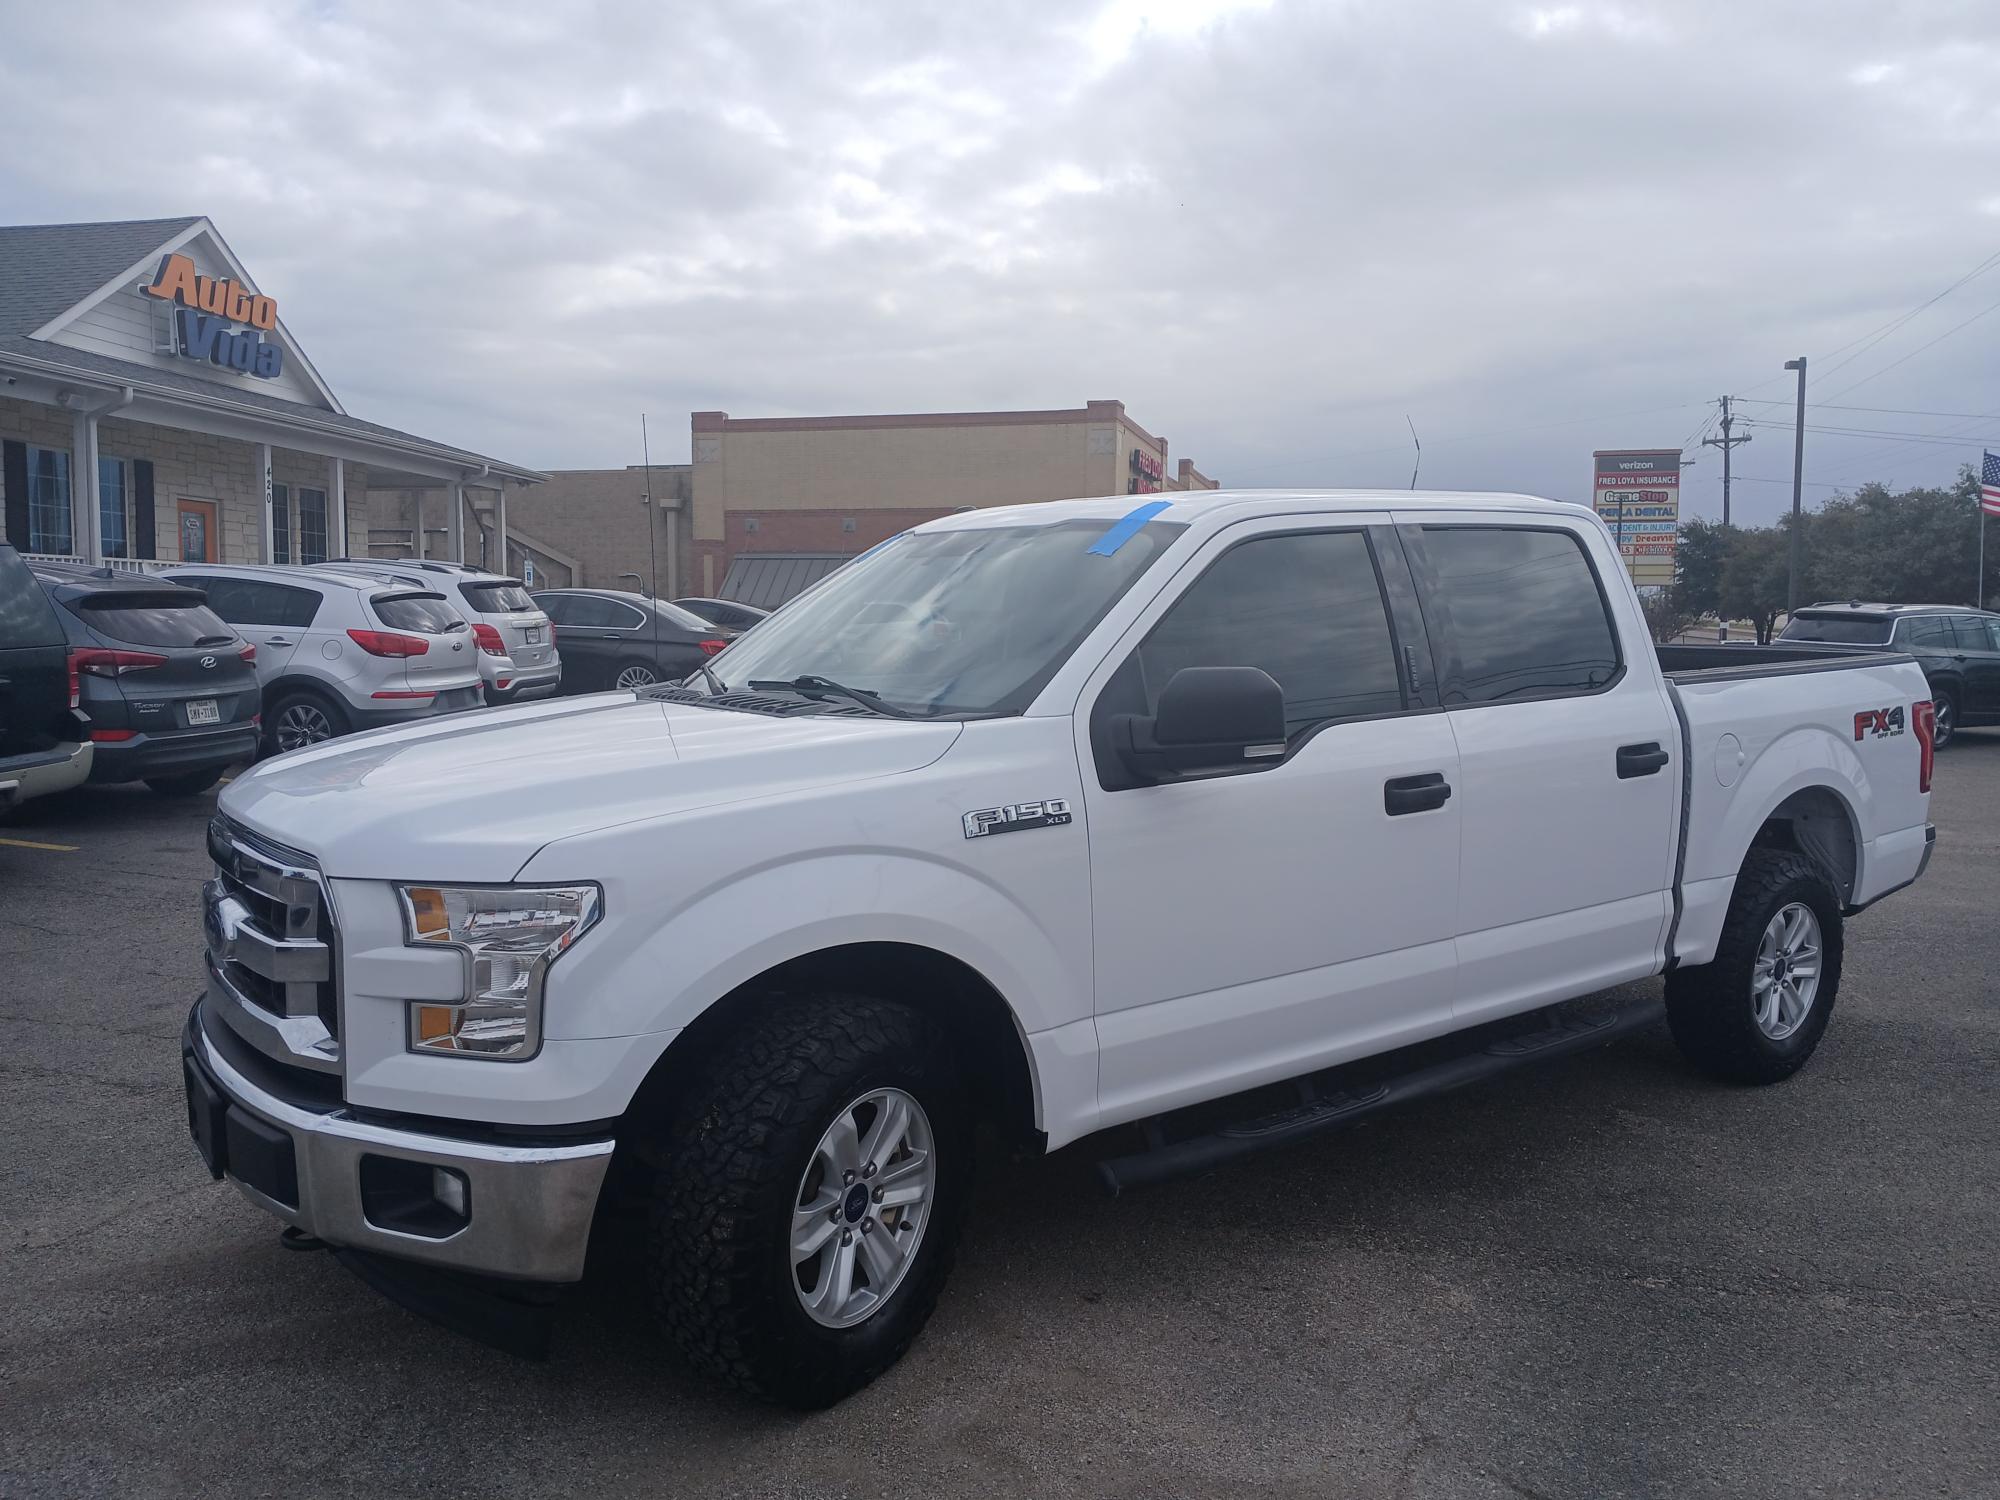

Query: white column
left=259, top=443, right=274, bottom=563
left=413, top=487, right=427, bottom=559
left=329, top=456, right=346, bottom=559
left=496, top=484, right=509, bottom=576
left=448, top=481, right=464, bottom=562
left=71, top=411, right=96, bottom=560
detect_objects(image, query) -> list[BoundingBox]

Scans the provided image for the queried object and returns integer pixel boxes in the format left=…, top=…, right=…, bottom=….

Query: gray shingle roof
left=0, top=216, right=202, bottom=335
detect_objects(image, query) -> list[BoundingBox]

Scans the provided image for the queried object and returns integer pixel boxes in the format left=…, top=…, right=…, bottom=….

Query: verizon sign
left=1592, top=449, right=1680, bottom=587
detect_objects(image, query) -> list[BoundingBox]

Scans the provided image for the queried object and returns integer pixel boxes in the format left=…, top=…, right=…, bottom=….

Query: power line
left=1808, top=246, right=2000, bottom=384
left=1819, top=292, right=2000, bottom=402
left=1727, top=399, right=2000, bottom=422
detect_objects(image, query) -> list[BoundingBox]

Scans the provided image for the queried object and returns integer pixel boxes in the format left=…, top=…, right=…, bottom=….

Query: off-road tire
left=144, top=766, right=226, bottom=797
left=643, top=995, right=970, bottom=1408
left=1665, top=848, right=1844, bottom=1084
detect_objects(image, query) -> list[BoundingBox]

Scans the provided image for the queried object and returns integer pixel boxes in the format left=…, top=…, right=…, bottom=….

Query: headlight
left=396, top=884, right=601, bottom=1061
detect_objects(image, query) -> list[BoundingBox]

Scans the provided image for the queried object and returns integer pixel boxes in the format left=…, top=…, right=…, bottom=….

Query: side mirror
left=1115, top=666, right=1287, bottom=784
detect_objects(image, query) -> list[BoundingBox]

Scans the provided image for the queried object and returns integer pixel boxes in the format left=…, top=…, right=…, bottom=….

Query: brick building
left=1, top=216, right=538, bottom=571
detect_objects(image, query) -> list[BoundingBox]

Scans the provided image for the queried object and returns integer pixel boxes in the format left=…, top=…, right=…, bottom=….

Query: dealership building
left=0, top=216, right=539, bottom=571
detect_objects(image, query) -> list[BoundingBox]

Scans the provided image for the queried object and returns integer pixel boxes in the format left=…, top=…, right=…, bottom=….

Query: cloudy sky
left=6, top=0, right=1997, bottom=522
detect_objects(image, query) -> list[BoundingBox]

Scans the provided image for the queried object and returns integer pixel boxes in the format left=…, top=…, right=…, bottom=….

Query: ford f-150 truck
left=181, top=490, right=1936, bottom=1407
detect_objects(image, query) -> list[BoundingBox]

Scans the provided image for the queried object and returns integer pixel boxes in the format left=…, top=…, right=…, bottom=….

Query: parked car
left=181, top=490, right=1935, bottom=1408
left=1780, top=601, right=2000, bottom=747
left=671, top=595, right=770, bottom=631
left=320, top=561, right=561, bottom=704
left=531, top=588, right=730, bottom=691
left=159, top=563, right=483, bottom=751
left=28, top=562, right=258, bottom=796
left=0, top=543, right=90, bottom=811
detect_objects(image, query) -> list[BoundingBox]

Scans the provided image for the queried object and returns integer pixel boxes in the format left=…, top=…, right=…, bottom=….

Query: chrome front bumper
left=183, top=1001, right=614, bottom=1282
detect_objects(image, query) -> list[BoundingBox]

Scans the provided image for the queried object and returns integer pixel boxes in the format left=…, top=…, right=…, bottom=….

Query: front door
left=1078, top=517, right=1463, bottom=1127
left=177, top=500, right=218, bottom=563
left=1397, top=516, right=1681, bottom=1024
left=1948, top=615, right=2000, bottom=719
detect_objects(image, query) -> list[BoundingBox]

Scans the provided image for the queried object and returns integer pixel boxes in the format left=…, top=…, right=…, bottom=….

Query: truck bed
left=1656, top=641, right=1912, bottom=681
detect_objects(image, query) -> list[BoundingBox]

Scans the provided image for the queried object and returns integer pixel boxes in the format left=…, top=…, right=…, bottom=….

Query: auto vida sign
left=1591, top=449, right=1680, bottom=588
left=141, top=253, right=285, bottom=380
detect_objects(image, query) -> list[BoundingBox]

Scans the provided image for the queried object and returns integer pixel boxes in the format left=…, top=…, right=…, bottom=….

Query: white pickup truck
left=182, top=490, right=1936, bottom=1406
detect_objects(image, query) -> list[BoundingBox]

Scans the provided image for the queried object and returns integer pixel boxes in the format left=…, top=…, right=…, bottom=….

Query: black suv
left=1781, top=602, right=2000, bottom=748
left=0, top=543, right=91, bottom=811
left=30, top=563, right=260, bottom=795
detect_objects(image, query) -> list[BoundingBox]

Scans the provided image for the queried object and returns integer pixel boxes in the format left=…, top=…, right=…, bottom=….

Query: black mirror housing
left=1115, top=666, right=1287, bottom=783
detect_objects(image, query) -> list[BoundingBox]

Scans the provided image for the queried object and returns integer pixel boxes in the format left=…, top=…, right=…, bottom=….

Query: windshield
left=703, top=518, right=1184, bottom=716
left=1780, top=614, right=1892, bottom=644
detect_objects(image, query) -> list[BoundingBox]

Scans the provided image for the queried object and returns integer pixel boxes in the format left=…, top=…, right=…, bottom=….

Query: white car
left=160, top=562, right=484, bottom=750
left=180, top=490, right=1935, bottom=1406
left=318, top=561, right=561, bottom=704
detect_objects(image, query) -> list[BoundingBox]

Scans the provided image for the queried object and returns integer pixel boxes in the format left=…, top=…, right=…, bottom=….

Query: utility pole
left=1783, top=357, right=1807, bottom=614
left=1700, top=394, right=1752, bottom=526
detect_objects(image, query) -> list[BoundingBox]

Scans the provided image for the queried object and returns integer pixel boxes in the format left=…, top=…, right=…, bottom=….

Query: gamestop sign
left=142, top=253, right=285, bottom=380
left=1592, top=449, right=1680, bottom=587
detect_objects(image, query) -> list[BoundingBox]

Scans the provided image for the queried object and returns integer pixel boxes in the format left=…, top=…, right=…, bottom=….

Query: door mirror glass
left=1118, top=666, right=1286, bottom=782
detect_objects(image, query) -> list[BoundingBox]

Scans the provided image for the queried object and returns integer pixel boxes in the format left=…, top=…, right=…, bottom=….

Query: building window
left=297, top=486, right=328, bottom=564
left=26, top=446, right=72, bottom=554
left=271, top=482, right=291, bottom=564
left=98, top=456, right=129, bottom=559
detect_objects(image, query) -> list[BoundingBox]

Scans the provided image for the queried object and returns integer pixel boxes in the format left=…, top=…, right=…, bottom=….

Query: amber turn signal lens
left=406, top=887, right=450, bottom=940
left=413, top=1005, right=460, bottom=1044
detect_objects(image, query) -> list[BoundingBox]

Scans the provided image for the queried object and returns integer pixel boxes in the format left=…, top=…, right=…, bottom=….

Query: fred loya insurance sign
left=141, top=252, right=285, bottom=380
left=1592, top=449, right=1680, bottom=587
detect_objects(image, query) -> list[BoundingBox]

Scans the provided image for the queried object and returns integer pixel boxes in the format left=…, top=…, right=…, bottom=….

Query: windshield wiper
left=748, top=675, right=920, bottom=718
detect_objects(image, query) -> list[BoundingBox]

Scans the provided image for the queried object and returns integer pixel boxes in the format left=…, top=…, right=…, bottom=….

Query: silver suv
left=319, top=559, right=560, bottom=703
left=160, top=563, right=484, bottom=750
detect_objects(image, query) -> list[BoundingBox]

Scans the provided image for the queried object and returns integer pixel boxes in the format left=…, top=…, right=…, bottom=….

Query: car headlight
left=396, top=884, right=601, bottom=1061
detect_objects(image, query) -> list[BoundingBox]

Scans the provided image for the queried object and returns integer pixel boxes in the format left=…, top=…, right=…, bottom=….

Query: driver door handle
left=1384, top=772, right=1451, bottom=816
left=1617, top=742, right=1671, bottom=778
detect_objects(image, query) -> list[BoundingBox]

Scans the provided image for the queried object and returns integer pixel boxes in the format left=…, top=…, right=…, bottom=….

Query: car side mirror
left=1114, top=666, right=1288, bottom=784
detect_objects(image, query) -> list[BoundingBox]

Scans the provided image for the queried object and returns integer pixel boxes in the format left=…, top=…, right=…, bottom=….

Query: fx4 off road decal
left=1854, top=706, right=1906, bottom=740
left=963, top=799, right=1072, bottom=839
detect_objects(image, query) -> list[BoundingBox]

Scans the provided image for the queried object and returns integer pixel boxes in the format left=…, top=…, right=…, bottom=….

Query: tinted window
left=372, top=592, right=466, bottom=633
left=181, top=577, right=321, bottom=629
left=1137, top=530, right=1404, bottom=736
left=1896, top=615, right=1953, bottom=649
left=0, top=547, right=65, bottom=648
left=71, top=592, right=236, bottom=647
left=461, top=581, right=535, bottom=612
left=1781, top=614, right=1892, bottom=644
left=1948, top=617, right=1992, bottom=650
left=561, top=595, right=648, bottom=629
left=533, top=593, right=573, bottom=624
left=1420, top=526, right=1620, bottom=704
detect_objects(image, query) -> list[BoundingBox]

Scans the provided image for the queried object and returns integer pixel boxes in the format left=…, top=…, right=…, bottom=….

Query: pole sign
left=1592, top=449, right=1680, bottom=587
left=141, top=253, right=285, bottom=380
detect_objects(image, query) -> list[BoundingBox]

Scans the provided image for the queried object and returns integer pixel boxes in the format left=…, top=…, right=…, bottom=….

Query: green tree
left=1718, top=526, right=1792, bottom=643
left=1674, top=517, right=1735, bottom=620
left=1800, top=467, right=1995, bottom=606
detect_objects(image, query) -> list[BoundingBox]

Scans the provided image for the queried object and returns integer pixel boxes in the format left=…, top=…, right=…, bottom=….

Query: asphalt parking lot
left=2, top=746, right=1995, bottom=1500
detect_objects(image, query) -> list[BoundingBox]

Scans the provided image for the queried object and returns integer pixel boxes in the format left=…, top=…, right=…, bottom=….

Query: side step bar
left=1096, top=996, right=1665, bottom=1197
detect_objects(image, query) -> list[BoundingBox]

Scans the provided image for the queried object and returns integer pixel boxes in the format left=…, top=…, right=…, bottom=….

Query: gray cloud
left=5, top=0, right=1997, bottom=521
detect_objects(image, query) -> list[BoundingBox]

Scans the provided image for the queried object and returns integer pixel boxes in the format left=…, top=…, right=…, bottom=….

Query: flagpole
left=1980, top=508, right=1986, bottom=611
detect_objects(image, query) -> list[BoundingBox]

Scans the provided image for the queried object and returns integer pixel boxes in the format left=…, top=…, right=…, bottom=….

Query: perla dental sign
left=141, top=252, right=285, bottom=379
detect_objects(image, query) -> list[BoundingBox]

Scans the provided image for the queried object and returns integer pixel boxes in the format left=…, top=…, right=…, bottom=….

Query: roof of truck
left=921, top=489, right=1588, bottom=531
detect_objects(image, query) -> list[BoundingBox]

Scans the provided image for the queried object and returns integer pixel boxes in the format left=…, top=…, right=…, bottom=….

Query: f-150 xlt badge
left=963, top=799, right=1072, bottom=839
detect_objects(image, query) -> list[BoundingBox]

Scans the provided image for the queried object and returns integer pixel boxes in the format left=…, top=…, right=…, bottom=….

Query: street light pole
left=1783, top=357, right=1807, bottom=615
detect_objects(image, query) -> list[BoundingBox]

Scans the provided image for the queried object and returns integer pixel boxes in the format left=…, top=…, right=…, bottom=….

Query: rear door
left=1946, top=615, right=2000, bottom=719
left=368, top=591, right=479, bottom=702
left=0, top=546, right=73, bottom=759
left=178, top=577, right=306, bottom=684
left=1399, top=515, right=1681, bottom=1023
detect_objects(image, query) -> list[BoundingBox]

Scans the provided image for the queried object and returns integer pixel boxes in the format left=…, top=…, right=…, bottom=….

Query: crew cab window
left=372, top=592, right=465, bottom=633
left=1135, top=530, right=1404, bottom=736
left=1418, top=526, right=1620, bottom=704
left=180, top=577, right=320, bottom=629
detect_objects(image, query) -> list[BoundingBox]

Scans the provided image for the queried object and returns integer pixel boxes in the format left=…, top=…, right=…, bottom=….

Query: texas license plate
left=525, top=626, right=543, bottom=645
left=187, top=698, right=220, bottom=726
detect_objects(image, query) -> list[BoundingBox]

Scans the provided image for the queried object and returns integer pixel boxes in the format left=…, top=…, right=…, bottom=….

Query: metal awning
left=718, top=552, right=851, bottom=609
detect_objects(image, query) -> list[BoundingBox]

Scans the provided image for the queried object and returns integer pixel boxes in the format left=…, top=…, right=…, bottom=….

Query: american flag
left=1984, top=450, right=2000, bottom=517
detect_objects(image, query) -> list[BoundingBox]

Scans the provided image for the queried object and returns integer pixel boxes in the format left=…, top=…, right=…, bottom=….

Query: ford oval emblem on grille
left=200, top=654, right=217, bottom=669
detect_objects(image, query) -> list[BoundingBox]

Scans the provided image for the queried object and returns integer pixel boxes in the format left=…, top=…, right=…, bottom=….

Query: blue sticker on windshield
left=1086, top=500, right=1171, bottom=557
left=851, top=532, right=904, bottom=564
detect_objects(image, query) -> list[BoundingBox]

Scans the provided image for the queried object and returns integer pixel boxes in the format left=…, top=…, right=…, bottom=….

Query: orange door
left=177, top=500, right=218, bottom=563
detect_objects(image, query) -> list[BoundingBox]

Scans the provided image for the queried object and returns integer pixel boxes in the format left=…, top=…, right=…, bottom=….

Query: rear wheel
left=267, top=690, right=348, bottom=753
left=614, top=662, right=659, bottom=691
left=642, top=995, right=970, bottom=1407
left=1665, top=848, right=1844, bottom=1084
left=144, top=766, right=225, bottom=797
left=1931, top=689, right=1958, bottom=749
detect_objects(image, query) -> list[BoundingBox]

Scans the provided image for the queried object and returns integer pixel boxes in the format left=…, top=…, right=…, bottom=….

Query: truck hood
left=218, top=693, right=963, bottom=880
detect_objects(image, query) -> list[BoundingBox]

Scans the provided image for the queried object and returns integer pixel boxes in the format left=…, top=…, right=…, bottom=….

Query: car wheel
left=267, top=691, right=348, bottom=753
left=1931, top=690, right=1957, bottom=749
left=614, top=662, right=659, bottom=691
left=643, top=995, right=970, bottom=1408
left=1664, top=848, right=1844, bottom=1085
left=144, top=766, right=226, bottom=797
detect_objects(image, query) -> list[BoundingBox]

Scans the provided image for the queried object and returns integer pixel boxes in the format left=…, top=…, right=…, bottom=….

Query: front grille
left=205, top=815, right=340, bottom=1046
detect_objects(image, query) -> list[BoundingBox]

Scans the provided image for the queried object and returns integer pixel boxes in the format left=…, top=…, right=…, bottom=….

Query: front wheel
left=1665, top=848, right=1844, bottom=1084
left=643, top=995, right=969, bottom=1407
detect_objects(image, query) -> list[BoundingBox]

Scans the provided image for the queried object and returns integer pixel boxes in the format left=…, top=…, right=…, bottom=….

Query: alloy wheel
left=1752, top=901, right=1822, bottom=1041
left=275, top=702, right=335, bottom=750
left=791, top=1087, right=936, bottom=1329
left=616, top=665, right=658, bottom=690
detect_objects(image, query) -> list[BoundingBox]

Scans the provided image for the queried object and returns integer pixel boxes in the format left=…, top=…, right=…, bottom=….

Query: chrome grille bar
left=204, top=815, right=341, bottom=1074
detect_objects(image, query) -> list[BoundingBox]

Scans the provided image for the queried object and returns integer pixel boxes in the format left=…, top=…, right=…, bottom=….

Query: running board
left=1096, top=996, right=1665, bottom=1197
